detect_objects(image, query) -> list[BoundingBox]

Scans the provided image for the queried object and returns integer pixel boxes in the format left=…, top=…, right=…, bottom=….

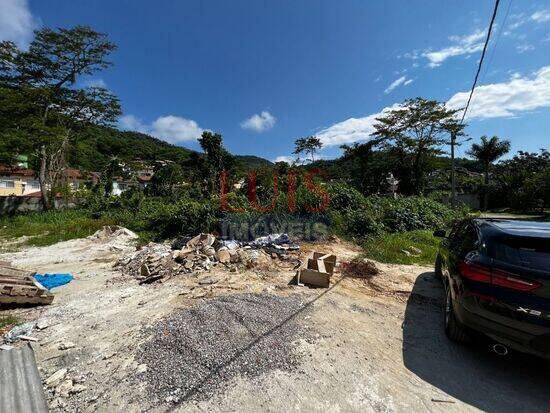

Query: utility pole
left=450, top=131, right=456, bottom=208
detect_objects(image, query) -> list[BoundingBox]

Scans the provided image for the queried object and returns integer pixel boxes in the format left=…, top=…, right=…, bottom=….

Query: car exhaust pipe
left=491, top=343, right=509, bottom=356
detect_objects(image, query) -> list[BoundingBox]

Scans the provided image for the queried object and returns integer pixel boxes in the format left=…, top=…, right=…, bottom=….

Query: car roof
left=474, top=218, right=550, bottom=239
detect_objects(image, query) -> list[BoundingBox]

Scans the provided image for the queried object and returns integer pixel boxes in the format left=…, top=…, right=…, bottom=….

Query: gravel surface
left=136, top=293, right=311, bottom=404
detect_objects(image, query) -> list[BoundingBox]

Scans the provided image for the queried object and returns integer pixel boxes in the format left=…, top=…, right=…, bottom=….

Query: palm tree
left=467, top=136, right=511, bottom=210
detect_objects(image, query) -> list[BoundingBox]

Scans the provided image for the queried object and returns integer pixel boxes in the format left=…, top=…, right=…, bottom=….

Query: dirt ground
left=1, top=232, right=550, bottom=412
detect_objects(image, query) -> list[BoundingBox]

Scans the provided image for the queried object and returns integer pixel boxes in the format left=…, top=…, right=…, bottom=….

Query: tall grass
left=0, top=209, right=117, bottom=247
left=362, top=230, right=440, bottom=266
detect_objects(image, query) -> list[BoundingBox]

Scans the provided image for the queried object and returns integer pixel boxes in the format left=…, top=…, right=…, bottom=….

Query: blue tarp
left=33, top=273, right=73, bottom=290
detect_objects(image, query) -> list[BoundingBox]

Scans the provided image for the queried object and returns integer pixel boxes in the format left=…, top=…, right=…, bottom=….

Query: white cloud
left=516, top=44, right=535, bottom=54
left=317, top=66, right=550, bottom=147
left=531, top=10, right=550, bottom=23
left=316, top=104, right=401, bottom=147
left=272, top=155, right=325, bottom=165
left=447, top=66, right=550, bottom=120
left=119, top=115, right=148, bottom=133
left=421, top=29, right=486, bottom=68
left=272, top=155, right=296, bottom=164
left=119, top=114, right=204, bottom=144
left=384, top=76, right=411, bottom=94
left=84, top=78, right=108, bottom=88
left=240, top=111, right=276, bottom=132
left=0, top=0, right=38, bottom=48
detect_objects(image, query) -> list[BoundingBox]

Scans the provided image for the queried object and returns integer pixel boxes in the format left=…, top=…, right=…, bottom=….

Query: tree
left=197, top=131, right=234, bottom=193
left=467, top=136, right=511, bottom=210
left=340, top=139, right=387, bottom=194
left=150, top=163, right=184, bottom=197
left=293, top=136, right=323, bottom=162
left=371, top=98, right=463, bottom=195
left=0, top=26, right=120, bottom=209
left=492, top=150, right=549, bottom=211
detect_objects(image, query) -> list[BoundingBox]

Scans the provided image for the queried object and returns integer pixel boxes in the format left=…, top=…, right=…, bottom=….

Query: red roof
left=0, top=164, right=35, bottom=177
left=63, top=168, right=82, bottom=179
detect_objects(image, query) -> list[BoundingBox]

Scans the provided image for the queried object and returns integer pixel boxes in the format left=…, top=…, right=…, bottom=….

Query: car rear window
left=492, top=237, right=550, bottom=271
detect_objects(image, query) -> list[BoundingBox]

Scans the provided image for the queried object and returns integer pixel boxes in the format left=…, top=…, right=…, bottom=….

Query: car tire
left=434, top=253, right=443, bottom=279
left=444, top=284, right=468, bottom=343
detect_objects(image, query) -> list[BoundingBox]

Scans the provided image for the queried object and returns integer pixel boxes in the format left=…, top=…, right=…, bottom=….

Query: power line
left=480, top=0, right=512, bottom=85
left=460, top=0, right=501, bottom=124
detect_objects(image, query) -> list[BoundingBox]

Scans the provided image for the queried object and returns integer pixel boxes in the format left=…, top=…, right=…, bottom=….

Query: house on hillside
left=0, top=165, right=40, bottom=196
left=0, top=165, right=101, bottom=197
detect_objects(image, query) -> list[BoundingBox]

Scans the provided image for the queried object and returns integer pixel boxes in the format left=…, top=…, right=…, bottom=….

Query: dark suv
left=434, top=218, right=550, bottom=359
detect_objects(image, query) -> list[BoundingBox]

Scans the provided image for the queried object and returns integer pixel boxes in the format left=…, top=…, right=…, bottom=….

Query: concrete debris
left=55, top=379, right=85, bottom=397
left=116, top=233, right=301, bottom=285
left=0, top=344, right=14, bottom=351
left=45, top=368, right=68, bottom=388
left=58, top=341, right=76, bottom=350
left=401, top=248, right=420, bottom=257
left=295, top=252, right=337, bottom=288
left=36, top=320, right=50, bottom=330
left=135, top=293, right=310, bottom=403
left=89, top=226, right=138, bottom=242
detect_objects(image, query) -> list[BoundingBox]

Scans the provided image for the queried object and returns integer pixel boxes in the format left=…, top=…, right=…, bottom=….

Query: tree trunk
left=450, top=132, right=456, bottom=208
left=38, top=145, right=51, bottom=210
left=483, top=163, right=490, bottom=211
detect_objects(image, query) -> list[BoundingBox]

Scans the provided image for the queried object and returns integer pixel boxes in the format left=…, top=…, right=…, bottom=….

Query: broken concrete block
left=58, top=341, right=76, bottom=350
left=216, top=249, right=231, bottom=264
left=36, top=320, right=49, bottom=330
left=202, top=246, right=216, bottom=257
left=198, top=276, right=218, bottom=285
left=46, top=368, right=68, bottom=388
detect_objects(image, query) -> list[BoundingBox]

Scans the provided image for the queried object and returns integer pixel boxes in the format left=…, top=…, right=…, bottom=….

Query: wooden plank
left=0, top=270, right=54, bottom=306
left=297, top=268, right=330, bottom=288
left=0, top=266, right=35, bottom=278
left=0, top=294, right=54, bottom=305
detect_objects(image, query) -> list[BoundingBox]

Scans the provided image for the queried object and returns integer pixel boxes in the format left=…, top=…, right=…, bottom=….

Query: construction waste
left=116, top=233, right=300, bottom=284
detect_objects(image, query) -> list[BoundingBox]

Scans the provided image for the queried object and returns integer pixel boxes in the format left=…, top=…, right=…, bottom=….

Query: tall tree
left=467, top=135, right=511, bottom=210
left=197, top=131, right=234, bottom=194
left=0, top=26, right=120, bottom=209
left=293, top=136, right=323, bottom=162
left=371, top=98, right=462, bottom=195
left=150, top=163, right=184, bottom=197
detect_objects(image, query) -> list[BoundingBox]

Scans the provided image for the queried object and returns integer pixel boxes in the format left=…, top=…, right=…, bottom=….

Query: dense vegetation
left=1, top=24, right=548, bottom=269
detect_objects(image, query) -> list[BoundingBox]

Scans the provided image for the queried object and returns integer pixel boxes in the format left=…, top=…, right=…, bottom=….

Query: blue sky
left=1, top=0, right=549, bottom=162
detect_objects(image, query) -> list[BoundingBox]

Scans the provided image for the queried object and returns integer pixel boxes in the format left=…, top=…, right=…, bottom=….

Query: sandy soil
left=1, top=233, right=549, bottom=412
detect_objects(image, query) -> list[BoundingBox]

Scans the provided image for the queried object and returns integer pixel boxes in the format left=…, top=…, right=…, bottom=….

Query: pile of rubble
left=115, top=233, right=300, bottom=284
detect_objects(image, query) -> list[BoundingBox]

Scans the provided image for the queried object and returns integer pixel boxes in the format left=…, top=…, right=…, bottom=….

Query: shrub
left=344, top=207, right=384, bottom=239
left=381, top=196, right=462, bottom=232
left=326, top=183, right=366, bottom=212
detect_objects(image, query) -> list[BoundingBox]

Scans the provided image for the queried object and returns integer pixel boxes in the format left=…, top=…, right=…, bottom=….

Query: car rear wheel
left=444, top=285, right=468, bottom=343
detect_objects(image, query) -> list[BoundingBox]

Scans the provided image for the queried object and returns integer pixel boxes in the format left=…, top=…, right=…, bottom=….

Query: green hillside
left=62, top=125, right=271, bottom=172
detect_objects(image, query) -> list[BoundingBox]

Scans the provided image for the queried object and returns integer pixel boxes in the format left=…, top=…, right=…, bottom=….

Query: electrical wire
left=480, top=0, right=512, bottom=85
left=460, top=0, right=501, bottom=124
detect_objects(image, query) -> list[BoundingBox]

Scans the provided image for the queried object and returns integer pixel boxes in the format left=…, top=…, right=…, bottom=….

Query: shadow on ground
left=403, top=272, right=550, bottom=413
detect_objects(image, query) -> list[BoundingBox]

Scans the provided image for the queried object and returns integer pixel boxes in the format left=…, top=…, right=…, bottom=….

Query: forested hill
left=63, top=125, right=271, bottom=171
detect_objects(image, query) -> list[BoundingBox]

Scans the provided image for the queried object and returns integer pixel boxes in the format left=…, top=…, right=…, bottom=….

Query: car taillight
left=459, top=261, right=541, bottom=292
left=492, top=269, right=542, bottom=291
left=458, top=261, right=491, bottom=283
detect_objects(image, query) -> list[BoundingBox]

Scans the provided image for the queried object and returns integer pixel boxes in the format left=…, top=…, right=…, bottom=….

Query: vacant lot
left=1, top=232, right=549, bottom=412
